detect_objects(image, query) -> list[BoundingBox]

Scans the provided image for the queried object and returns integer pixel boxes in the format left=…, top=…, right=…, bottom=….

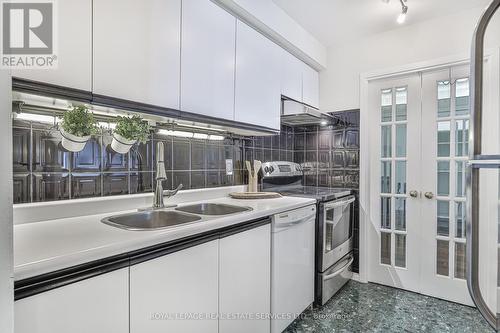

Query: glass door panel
left=368, top=73, right=421, bottom=293
left=420, top=65, right=473, bottom=305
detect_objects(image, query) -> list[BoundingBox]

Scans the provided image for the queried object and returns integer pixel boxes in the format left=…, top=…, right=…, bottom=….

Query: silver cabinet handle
left=409, top=190, right=419, bottom=198
left=424, top=192, right=434, bottom=199
left=467, top=0, right=500, bottom=330
left=322, top=255, right=354, bottom=281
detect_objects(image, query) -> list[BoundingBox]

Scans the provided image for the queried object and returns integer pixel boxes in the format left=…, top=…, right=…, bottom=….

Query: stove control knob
left=264, top=166, right=270, bottom=173
left=270, top=166, right=275, bottom=173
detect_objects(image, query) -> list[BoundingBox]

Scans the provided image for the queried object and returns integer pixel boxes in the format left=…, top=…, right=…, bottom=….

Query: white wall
left=0, top=71, right=13, bottom=333
left=213, top=0, right=327, bottom=69
left=320, top=6, right=500, bottom=112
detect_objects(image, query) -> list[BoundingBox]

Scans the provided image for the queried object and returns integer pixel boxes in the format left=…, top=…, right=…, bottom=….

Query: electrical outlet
left=225, top=159, right=233, bottom=176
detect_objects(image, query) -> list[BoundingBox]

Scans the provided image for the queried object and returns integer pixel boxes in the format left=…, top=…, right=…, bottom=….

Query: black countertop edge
left=14, top=216, right=271, bottom=301
left=12, top=77, right=93, bottom=103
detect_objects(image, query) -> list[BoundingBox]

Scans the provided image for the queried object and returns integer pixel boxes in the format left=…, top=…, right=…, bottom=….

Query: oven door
left=321, top=196, right=355, bottom=271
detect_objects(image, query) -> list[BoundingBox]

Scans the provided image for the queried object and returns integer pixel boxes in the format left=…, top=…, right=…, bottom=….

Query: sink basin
left=175, top=203, right=252, bottom=215
left=101, top=210, right=201, bottom=231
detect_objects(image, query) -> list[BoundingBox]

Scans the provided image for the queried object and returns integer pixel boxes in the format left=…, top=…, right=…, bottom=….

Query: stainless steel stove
left=261, top=161, right=355, bottom=306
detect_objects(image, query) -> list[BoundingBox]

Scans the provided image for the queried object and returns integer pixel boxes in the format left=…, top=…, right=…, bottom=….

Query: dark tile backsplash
left=292, top=110, right=360, bottom=189
left=13, top=119, right=295, bottom=204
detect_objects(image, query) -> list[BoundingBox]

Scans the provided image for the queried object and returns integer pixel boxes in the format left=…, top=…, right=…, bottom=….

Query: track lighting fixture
left=397, top=0, right=408, bottom=24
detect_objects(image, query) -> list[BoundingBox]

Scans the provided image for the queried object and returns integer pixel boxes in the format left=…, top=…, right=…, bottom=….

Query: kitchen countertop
left=14, top=192, right=315, bottom=281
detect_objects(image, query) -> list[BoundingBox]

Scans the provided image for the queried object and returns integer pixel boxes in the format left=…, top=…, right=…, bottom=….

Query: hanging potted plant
left=59, top=105, right=99, bottom=152
left=111, top=115, right=151, bottom=154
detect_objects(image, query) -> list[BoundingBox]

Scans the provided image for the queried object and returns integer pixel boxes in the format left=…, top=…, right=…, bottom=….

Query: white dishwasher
left=271, top=204, right=316, bottom=333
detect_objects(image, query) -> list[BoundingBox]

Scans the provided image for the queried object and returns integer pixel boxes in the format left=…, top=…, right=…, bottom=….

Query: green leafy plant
left=114, top=115, right=151, bottom=144
left=60, top=105, right=99, bottom=137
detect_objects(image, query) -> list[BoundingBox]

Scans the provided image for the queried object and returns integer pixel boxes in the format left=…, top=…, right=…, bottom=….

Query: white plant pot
left=60, top=128, right=90, bottom=152
left=111, top=133, right=136, bottom=154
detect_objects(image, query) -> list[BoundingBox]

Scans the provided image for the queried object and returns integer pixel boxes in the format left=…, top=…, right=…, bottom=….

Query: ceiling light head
left=397, top=12, right=407, bottom=24
left=397, top=0, right=408, bottom=24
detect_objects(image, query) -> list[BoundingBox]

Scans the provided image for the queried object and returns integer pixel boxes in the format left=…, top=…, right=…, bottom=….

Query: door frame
left=358, top=49, right=499, bottom=292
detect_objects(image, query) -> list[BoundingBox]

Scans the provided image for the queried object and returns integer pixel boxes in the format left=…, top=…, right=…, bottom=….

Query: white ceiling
left=272, top=0, right=491, bottom=47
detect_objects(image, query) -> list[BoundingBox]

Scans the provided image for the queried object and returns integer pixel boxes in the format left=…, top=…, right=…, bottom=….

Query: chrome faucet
left=152, top=141, right=182, bottom=209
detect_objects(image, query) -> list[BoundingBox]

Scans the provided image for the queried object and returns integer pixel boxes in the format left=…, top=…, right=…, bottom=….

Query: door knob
left=409, top=190, right=419, bottom=198
left=424, top=192, right=434, bottom=199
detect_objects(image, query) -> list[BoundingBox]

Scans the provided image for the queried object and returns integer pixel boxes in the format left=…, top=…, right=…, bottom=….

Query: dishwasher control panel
left=274, top=205, right=316, bottom=225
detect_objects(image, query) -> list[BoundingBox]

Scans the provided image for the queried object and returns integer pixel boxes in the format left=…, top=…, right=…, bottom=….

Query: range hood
left=280, top=99, right=333, bottom=126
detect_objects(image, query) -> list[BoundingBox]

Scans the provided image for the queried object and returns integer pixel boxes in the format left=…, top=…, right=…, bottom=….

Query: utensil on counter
left=245, top=160, right=261, bottom=192
left=253, top=160, right=261, bottom=181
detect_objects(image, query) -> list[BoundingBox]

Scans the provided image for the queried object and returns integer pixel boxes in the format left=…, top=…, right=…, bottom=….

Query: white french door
left=419, top=66, right=472, bottom=305
left=368, top=74, right=422, bottom=294
left=367, top=63, right=497, bottom=306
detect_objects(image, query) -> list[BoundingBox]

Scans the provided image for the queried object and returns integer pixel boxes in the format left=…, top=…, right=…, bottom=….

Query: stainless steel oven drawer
left=317, top=253, right=353, bottom=306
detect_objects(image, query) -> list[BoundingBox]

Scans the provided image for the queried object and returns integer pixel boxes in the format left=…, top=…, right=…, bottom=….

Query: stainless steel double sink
left=102, top=203, right=252, bottom=231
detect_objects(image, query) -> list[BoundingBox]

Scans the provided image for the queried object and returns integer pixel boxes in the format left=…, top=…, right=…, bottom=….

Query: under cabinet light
left=193, top=133, right=209, bottom=139
left=99, top=122, right=116, bottom=130
left=208, top=135, right=225, bottom=141
left=173, top=131, right=194, bottom=138
left=157, top=129, right=224, bottom=141
left=14, top=112, right=58, bottom=124
left=157, top=129, right=194, bottom=138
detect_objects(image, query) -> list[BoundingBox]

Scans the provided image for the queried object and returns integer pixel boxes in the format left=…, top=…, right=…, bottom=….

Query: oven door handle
left=324, top=197, right=355, bottom=210
left=322, top=255, right=354, bottom=281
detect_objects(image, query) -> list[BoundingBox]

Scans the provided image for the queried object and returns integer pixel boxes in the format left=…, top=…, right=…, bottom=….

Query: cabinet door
left=93, top=0, right=181, bottom=109
left=11, top=0, right=92, bottom=91
left=302, top=64, right=320, bottom=109
left=219, top=224, right=271, bottom=333
left=14, top=268, right=129, bottom=333
left=130, top=240, right=218, bottom=333
left=181, top=0, right=236, bottom=120
left=281, top=50, right=303, bottom=102
left=234, top=21, right=281, bottom=130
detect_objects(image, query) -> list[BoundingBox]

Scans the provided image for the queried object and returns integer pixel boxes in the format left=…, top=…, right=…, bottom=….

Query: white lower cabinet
left=219, top=224, right=271, bottom=333
left=14, top=268, right=129, bottom=333
left=130, top=240, right=219, bottom=333
left=15, top=224, right=272, bottom=333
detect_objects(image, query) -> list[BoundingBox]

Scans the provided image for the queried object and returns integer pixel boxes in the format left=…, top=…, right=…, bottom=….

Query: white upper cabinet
left=302, top=64, right=320, bottom=109
left=93, top=0, right=181, bottom=109
left=280, top=50, right=303, bottom=102
left=12, top=0, right=92, bottom=91
left=219, top=224, right=271, bottom=333
left=181, top=0, right=236, bottom=120
left=130, top=241, right=219, bottom=333
left=15, top=268, right=129, bottom=333
left=234, top=21, right=281, bottom=131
